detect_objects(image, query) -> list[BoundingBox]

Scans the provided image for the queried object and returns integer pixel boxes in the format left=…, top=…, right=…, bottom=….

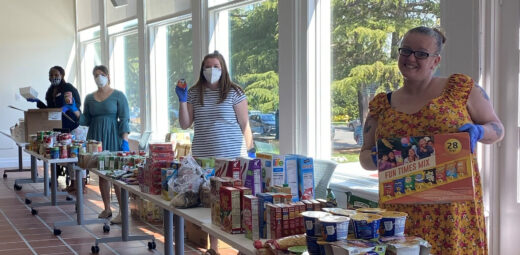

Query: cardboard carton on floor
left=24, top=108, right=62, bottom=141
left=185, top=221, right=231, bottom=249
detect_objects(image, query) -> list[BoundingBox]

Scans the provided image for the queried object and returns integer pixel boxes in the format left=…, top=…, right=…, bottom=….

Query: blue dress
left=79, top=90, right=130, bottom=152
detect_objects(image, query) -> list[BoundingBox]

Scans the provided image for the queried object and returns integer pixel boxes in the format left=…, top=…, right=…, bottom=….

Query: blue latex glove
left=175, top=86, right=188, bottom=103
left=248, top=151, right=256, bottom=158
left=120, top=140, right=130, bottom=152
left=26, top=98, right=40, bottom=103
left=65, top=97, right=79, bottom=112
left=371, top=146, right=378, bottom=167
left=61, top=105, right=70, bottom=113
left=458, top=123, right=484, bottom=153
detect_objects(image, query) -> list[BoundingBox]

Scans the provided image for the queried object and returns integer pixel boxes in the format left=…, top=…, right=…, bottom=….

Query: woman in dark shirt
left=27, top=66, right=81, bottom=132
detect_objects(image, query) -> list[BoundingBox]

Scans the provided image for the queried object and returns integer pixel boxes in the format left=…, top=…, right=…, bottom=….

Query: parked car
left=249, top=113, right=276, bottom=136
left=347, top=119, right=361, bottom=130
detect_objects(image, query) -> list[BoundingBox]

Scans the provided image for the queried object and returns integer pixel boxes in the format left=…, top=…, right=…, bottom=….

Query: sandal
left=98, top=210, right=112, bottom=219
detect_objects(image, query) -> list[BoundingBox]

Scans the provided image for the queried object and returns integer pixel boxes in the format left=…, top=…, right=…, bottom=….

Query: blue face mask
left=51, top=78, right=61, bottom=86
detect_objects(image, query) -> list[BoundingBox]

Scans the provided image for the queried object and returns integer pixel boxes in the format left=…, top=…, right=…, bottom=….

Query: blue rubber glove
left=458, top=123, right=484, bottom=153
left=26, top=98, right=40, bottom=103
left=248, top=148, right=256, bottom=158
left=61, top=105, right=70, bottom=113
left=120, top=140, right=130, bottom=152
left=175, top=86, right=188, bottom=103
left=65, top=97, right=79, bottom=112
left=371, top=147, right=378, bottom=167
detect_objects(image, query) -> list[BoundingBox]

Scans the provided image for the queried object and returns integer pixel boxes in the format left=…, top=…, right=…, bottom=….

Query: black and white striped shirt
left=188, top=86, right=247, bottom=158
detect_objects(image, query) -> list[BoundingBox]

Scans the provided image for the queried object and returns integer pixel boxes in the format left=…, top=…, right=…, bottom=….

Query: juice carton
left=284, top=155, right=299, bottom=202
left=296, top=156, right=315, bottom=200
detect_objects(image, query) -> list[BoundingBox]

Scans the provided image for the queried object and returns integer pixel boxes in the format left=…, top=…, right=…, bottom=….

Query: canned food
left=50, top=147, right=60, bottom=159
left=60, top=145, right=68, bottom=159
left=69, top=146, right=79, bottom=158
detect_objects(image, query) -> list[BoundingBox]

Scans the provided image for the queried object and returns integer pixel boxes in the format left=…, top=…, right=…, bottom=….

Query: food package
left=19, top=86, right=38, bottom=99
left=220, top=186, right=241, bottom=234
left=243, top=195, right=259, bottom=240
left=380, top=236, right=431, bottom=255
left=377, top=133, right=474, bottom=204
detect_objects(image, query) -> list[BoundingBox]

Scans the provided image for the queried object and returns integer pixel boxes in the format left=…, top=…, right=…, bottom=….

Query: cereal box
left=220, top=187, right=241, bottom=234
left=377, top=133, right=474, bottom=204
left=215, top=158, right=241, bottom=178
left=242, top=195, right=259, bottom=240
left=257, top=153, right=286, bottom=192
left=240, top=158, right=262, bottom=195
left=196, top=157, right=215, bottom=178
left=280, top=204, right=290, bottom=237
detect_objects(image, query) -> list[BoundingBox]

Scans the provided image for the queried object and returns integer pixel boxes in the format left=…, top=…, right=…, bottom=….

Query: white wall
left=0, top=0, right=76, bottom=168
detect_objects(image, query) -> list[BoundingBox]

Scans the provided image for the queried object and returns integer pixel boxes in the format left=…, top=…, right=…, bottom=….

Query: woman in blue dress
left=80, top=65, right=130, bottom=224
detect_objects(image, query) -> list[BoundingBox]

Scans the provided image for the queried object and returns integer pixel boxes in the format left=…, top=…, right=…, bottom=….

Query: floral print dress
left=368, top=74, right=487, bottom=255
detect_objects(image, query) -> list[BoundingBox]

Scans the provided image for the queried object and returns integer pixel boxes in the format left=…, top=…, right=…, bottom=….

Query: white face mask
left=50, top=78, right=61, bottom=86
left=203, top=67, right=222, bottom=84
left=95, top=75, right=108, bottom=88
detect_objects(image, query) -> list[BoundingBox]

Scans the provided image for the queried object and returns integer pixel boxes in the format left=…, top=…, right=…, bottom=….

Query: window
left=109, top=21, right=140, bottom=133
left=330, top=0, right=440, bottom=170
left=210, top=0, right=279, bottom=154
left=149, top=17, right=193, bottom=139
left=79, top=27, right=101, bottom=96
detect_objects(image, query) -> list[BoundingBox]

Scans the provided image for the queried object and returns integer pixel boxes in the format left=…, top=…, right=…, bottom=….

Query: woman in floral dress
left=359, top=27, right=504, bottom=254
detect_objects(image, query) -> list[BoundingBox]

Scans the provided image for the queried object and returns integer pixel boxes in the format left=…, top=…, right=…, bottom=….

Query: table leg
left=121, top=188, right=129, bottom=241
left=163, top=209, right=173, bottom=255
left=51, top=163, right=57, bottom=206
left=43, top=162, right=49, bottom=197
left=30, top=156, right=37, bottom=182
left=174, top=214, right=184, bottom=255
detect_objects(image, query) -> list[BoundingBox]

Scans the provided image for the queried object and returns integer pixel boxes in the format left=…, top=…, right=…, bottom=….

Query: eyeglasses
left=398, top=48, right=437, bottom=59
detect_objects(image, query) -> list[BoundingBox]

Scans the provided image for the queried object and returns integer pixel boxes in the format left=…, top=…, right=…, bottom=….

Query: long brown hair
left=190, top=51, right=244, bottom=106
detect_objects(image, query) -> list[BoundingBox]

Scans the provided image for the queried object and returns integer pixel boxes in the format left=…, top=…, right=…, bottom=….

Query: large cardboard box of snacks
left=184, top=221, right=231, bottom=249
left=24, top=108, right=62, bottom=141
left=377, top=132, right=474, bottom=204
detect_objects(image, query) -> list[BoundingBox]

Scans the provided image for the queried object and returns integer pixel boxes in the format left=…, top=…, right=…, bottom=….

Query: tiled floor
left=0, top=167, right=239, bottom=255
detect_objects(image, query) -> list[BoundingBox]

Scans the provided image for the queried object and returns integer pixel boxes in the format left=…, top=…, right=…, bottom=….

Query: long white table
left=23, top=149, right=76, bottom=214
left=88, top=168, right=258, bottom=255
left=89, top=169, right=156, bottom=254
left=0, top=131, right=43, bottom=187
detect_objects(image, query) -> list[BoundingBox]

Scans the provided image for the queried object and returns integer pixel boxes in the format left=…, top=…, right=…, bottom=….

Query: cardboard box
left=24, top=108, right=62, bottom=141
left=377, top=133, right=474, bottom=204
left=185, top=221, right=231, bottom=249
left=220, top=186, right=241, bottom=234
left=19, top=86, right=38, bottom=99
left=242, top=195, right=259, bottom=240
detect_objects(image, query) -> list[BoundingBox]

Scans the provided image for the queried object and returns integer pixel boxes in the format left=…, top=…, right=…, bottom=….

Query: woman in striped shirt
left=176, top=51, right=255, bottom=159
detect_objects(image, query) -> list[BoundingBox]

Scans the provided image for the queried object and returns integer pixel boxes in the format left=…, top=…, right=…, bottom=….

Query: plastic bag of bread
left=268, top=234, right=306, bottom=250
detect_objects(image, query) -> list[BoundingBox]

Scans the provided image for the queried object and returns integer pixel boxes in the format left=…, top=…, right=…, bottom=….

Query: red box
left=242, top=195, right=259, bottom=240
left=280, top=204, right=290, bottom=237
left=149, top=143, right=173, bottom=152
left=267, top=203, right=282, bottom=239
left=295, top=201, right=306, bottom=234
left=302, top=200, right=313, bottom=211
left=215, top=158, right=241, bottom=178
left=288, top=204, right=296, bottom=235
left=220, top=187, right=241, bottom=234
